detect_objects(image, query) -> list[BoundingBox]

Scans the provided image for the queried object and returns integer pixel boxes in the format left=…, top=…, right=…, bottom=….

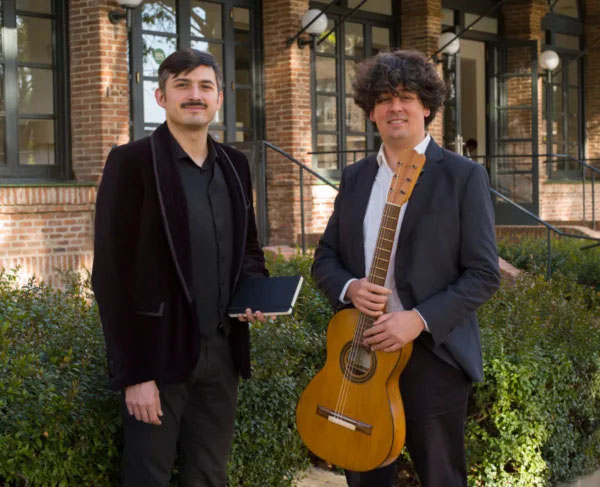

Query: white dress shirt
left=339, top=134, right=431, bottom=331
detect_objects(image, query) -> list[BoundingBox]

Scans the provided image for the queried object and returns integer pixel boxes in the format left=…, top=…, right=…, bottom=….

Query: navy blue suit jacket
left=312, top=138, right=500, bottom=382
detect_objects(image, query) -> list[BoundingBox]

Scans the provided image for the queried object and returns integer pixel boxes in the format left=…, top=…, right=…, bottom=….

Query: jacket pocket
left=135, top=301, right=165, bottom=317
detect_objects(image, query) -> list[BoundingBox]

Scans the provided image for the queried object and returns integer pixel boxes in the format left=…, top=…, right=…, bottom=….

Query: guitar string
left=334, top=157, right=405, bottom=420
left=333, top=206, right=391, bottom=420
left=333, top=153, right=418, bottom=422
left=334, top=192, right=400, bottom=420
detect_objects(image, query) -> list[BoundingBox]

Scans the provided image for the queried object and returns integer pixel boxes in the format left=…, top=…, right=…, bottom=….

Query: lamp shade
left=118, top=0, right=143, bottom=7
left=438, top=32, right=460, bottom=55
left=539, top=49, right=560, bottom=71
left=301, top=9, right=328, bottom=36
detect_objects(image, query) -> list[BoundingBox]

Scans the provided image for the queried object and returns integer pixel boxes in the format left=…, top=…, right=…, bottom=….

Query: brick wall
left=0, top=186, right=96, bottom=286
left=539, top=182, right=600, bottom=221
left=0, top=1, right=128, bottom=284
left=263, top=0, right=313, bottom=245
left=401, top=0, right=443, bottom=143
left=69, top=0, right=130, bottom=183
left=584, top=0, right=600, bottom=160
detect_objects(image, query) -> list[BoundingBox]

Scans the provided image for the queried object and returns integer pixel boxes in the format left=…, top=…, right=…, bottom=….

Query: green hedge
left=1, top=255, right=600, bottom=486
left=470, top=274, right=600, bottom=486
left=0, top=271, right=120, bottom=486
left=498, top=236, right=600, bottom=290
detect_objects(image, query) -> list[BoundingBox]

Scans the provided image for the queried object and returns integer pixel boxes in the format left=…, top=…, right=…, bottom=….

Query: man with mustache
left=312, top=50, right=500, bottom=486
left=92, top=48, right=267, bottom=486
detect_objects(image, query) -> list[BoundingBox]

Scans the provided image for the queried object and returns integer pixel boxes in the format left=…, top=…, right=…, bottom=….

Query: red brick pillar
left=400, top=0, right=443, bottom=142
left=262, top=0, right=313, bottom=245
left=69, top=1, right=130, bottom=183
left=584, top=0, right=600, bottom=160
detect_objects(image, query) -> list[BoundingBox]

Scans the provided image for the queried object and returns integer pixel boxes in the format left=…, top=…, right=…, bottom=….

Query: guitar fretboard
left=367, top=202, right=401, bottom=287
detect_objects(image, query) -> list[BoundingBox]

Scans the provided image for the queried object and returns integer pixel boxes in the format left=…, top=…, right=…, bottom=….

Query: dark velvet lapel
left=397, top=138, right=444, bottom=249
left=212, top=141, right=248, bottom=287
left=150, top=123, right=193, bottom=303
left=349, top=155, right=379, bottom=277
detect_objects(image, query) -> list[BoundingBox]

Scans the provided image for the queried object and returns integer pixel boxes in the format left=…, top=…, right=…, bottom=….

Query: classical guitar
left=296, top=149, right=426, bottom=472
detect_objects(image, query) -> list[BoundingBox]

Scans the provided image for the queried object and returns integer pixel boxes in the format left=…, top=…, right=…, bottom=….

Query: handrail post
left=300, top=166, right=306, bottom=255
left=593, top=173, right=596, bottom=231
left=546, top=227, right=552, bottom=280
left=582, top=160, right=586, bottom=222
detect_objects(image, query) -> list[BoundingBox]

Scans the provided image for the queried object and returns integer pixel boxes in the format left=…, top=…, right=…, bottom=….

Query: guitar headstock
left=387, top=149, right=426, bottom=207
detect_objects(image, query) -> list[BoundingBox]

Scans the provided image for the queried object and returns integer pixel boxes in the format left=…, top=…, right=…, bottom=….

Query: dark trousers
left=345, top=340, right=472, bottom=487
left=121, top=331, right=239, bottom=487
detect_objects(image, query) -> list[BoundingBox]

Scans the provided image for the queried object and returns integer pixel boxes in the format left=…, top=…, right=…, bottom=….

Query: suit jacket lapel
left=213, top=141, right=248, bottom=287
left=397, top=139, right=444, bottom=249
left=349, top=155, right=379, bottom=277
left=150, top=123, right=193, bottom=303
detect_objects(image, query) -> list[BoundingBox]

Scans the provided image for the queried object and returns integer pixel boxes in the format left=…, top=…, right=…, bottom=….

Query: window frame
left=542, top=6, right=585, bottom=180
left=0, top=0, right=71, bottom=182
left=309, top=0, right=399, bottom=181
left=130, top=0, right=263, bottom=144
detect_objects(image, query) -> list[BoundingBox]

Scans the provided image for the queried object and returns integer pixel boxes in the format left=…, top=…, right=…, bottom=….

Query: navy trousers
left=345, top=340, right=472, bottom=487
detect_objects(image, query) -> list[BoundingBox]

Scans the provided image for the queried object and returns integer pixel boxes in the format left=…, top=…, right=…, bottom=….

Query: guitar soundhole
left=340, top=343, right=377, bottom=383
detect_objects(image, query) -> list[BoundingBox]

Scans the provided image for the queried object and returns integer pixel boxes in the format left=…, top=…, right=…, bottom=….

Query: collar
left=167, top=127, right=217, bottom=169
left=376, top=133, right=431, bottom=168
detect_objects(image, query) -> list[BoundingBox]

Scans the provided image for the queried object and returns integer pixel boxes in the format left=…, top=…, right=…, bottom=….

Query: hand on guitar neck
left=345, top=278, right=425, bottom=352
left=345, top=277, right=391, bottom=317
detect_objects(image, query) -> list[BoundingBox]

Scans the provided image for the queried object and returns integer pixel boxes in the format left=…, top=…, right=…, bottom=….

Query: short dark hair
left=352, top=49, right=446, bottom=126
left=158, top=48, right=223, bottom=92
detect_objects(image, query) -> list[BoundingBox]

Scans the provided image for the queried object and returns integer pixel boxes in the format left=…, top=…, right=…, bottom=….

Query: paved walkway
left=294, top=467, right=346, bottom=487
left=294, top=466, right=600, bottom=487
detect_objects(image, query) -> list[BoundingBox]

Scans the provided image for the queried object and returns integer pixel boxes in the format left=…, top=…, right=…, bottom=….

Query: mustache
left=180, top=101, right=208, bottom=109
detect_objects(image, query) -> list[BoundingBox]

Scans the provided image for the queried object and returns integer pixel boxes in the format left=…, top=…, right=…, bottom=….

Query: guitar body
left=296, top=308, right=413, bottom=472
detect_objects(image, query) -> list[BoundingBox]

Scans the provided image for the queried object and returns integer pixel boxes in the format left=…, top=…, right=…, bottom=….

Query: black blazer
left=92, top=123, right=267, bottom=390
left=312, top=139, right=500, bottom=382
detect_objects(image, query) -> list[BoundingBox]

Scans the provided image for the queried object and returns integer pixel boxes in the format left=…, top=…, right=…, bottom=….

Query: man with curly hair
left=312, top=49, right=500, bottom=487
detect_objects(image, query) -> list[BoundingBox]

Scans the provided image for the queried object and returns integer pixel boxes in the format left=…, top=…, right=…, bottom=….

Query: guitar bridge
left=316, top=405, right=373, bottom=435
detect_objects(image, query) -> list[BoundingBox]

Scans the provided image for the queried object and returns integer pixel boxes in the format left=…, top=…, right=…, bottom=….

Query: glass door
left=130, top=0, right=261, bottom=144
left=489, top=40, right=539, bottom=224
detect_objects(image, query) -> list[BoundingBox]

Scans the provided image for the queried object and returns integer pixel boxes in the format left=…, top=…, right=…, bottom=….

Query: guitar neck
left=366, top=202, right=402, bottom=287
left=355, top=202, right=402, bottom=332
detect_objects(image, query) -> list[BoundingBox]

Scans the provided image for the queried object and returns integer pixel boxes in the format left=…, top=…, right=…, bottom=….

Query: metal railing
left=262, top=141, right=338, bottom=254
left=261, top=142, right=600, bottom=276
left=490, top=188, right=600, bottom=279
left=469, top=153, right=599, bottom=230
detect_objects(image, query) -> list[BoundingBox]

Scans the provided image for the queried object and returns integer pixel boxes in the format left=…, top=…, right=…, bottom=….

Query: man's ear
left=155, top=88, right=166, bottom=108
left=369, top=110, right=375, bottom=123
left=216, top=90, right=224, bottom=110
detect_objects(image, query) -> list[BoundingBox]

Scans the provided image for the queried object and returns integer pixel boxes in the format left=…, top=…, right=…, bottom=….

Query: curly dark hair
left=352, top=49, right=446, bottom=127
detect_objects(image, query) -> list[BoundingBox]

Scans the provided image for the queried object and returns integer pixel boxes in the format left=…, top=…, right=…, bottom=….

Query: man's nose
left=390, top=97, right=403, bottom=111
left=189, top=84, right=203, bottom=99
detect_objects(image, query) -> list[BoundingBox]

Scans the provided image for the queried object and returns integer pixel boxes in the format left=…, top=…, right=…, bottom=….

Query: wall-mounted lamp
left=286, top=9, right=329, bottom=49
left=539, top=49, right=560, bottom=83
left=109, top=0, right=143, bottom=24
left=437, top=32, right=461, bottom=56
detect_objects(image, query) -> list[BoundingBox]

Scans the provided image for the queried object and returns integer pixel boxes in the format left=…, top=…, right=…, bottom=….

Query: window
left=131, top=0, right=260, bottom=143
left=0, top=0, right=69, bottom=180
left=310, top=1, right=396, bottom=178
left=543, top=6, right=583, bottom=179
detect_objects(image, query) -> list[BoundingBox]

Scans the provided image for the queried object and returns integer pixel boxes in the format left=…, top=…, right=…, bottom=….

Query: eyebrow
left=172, top=77, right=216, bottom=85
